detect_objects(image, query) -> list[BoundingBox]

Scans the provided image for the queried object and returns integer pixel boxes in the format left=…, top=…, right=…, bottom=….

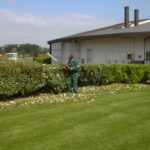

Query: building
left=47, top=7, right=150, bottom=64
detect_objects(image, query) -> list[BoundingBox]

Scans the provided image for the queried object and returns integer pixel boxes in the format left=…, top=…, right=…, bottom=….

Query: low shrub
left=0, top=61, right=150, bottom=100
left=42, top=65, right=66, bottom=93
left=78, top=64, right=150, bottom=86
left=0, top=61, right=46, bottom=99
left=35, top=56, right=51, bottom=64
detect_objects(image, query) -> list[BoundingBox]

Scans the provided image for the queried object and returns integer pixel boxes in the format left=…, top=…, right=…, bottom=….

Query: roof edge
left=47, top=18, right=150, bottom=44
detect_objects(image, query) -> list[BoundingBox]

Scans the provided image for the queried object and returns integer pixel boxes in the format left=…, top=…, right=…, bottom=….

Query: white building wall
left=62, top=42, right=81, bottom=63
left=80, top=37, right=145, bottom=64
left=52, top=37, right=146, bottom=64
left=80, top=40, right=94, bottom=63
left=51, top=42, right=62, bottom=64
left=134, top=38, right=145, bottom=61
left=51, top=41, right=80, bottom=64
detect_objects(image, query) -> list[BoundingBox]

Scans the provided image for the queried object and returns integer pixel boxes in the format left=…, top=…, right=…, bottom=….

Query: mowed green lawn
left=0, top=89, right=150, bottom=150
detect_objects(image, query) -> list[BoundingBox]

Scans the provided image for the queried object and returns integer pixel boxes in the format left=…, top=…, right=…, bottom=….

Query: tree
left=4, top=44, right=18, bottom=53
left=19, top=44, right=40, bottom=56
left=0, top=43, right=48, bottom=56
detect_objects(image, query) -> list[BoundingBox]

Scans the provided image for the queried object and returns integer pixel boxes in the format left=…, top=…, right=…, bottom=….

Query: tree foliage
left=0, top=44, right=49, bottom=56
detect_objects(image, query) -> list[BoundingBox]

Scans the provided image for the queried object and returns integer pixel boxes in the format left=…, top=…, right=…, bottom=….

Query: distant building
left=48, top=7, right=150, bottom=64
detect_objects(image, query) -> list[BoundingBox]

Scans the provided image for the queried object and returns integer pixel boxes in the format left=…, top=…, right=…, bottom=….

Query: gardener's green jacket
left=67, top=60, right=80, bottom=75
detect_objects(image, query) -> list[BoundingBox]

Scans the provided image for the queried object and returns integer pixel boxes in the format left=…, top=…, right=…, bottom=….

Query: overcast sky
left=0, top=0, right=149, bottom=47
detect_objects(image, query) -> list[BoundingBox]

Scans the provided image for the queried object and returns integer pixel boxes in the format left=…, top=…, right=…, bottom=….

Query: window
left=81, top=58, right=85, bottom=64
left=122, top=60, right=126, bottom=64
left=87, top=49, right=92, bottom=63
left=114, top=60, right=118, bottom=64
left=146, top=51, right=150, bottom=60
left=108, top=60, right=111, bottom=64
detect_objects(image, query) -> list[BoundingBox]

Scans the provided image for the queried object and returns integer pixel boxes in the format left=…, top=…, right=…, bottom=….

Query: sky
left=0, top=0, right=149, bottom=47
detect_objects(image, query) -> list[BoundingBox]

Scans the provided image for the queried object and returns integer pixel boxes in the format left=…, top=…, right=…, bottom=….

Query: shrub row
left=35, top=56, right=51, bottom=64
left=0, top=61, right=150, bottom=99
left=0, top=61, right=46, bottom=99
left=0, top=61, right=65, bottom=99
left=78, top=64, right=150, bottom=86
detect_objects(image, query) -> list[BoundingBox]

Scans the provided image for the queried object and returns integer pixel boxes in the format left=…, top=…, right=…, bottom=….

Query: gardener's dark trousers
left=67, top=73, right=78, bottom=94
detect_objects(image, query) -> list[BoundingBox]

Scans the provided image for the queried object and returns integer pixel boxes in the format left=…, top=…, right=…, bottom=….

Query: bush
left=0, top=61, right=46, bottom=99
left=35, top=56, right=51, bottom=64
left=0, top=61, right=150, bottom=100
left=78, top=64, right=150, bottom=86
left=42, top=65, right=66, bottom=93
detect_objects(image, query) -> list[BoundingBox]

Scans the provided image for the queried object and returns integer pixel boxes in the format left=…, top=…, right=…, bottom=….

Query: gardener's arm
left=71, top=61, right=80, bottom=71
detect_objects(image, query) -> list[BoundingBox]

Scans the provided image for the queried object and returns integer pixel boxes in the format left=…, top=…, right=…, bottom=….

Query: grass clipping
left=0, top=84, right=149, bottom=109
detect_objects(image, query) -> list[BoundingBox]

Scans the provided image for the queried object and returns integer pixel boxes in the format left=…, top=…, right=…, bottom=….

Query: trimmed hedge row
left=78, top=64, right=150, bottom=86
left=35, top=56, right=51, bottom=64
left=0, top=61, right=150, bottom=99
left=35, top=55, right=51, bottom=64
left=0, top=61, right=66, bottom=99
left=0, top=61, right=46, bottom=99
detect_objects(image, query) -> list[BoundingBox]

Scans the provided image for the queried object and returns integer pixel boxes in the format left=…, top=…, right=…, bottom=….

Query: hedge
left=78, top=64, right=150, bottom=86
left=0, top=61, right=46, bottom=99
left=0, top=61, right=150, bottom=99
left=35, top=56, right=51, bottom=64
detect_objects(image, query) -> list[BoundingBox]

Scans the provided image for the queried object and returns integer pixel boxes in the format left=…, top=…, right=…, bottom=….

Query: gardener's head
left=68, top=54, right=74, bottom=61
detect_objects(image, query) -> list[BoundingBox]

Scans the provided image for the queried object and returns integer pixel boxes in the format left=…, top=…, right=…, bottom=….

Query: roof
left=48, top=19, right=150, bottom=44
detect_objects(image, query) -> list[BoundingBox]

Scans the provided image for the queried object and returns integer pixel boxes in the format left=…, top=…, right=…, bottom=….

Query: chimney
left=134, top=9, right=139, bottom=26
left=124, top=6, right=129, bottom=28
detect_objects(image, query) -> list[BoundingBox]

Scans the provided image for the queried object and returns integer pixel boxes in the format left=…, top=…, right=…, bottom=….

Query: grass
left=0, top=85, right=150, bottom=150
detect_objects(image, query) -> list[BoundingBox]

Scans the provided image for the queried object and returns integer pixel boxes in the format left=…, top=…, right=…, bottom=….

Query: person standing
left=63, top=54, right=80, bottom=95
